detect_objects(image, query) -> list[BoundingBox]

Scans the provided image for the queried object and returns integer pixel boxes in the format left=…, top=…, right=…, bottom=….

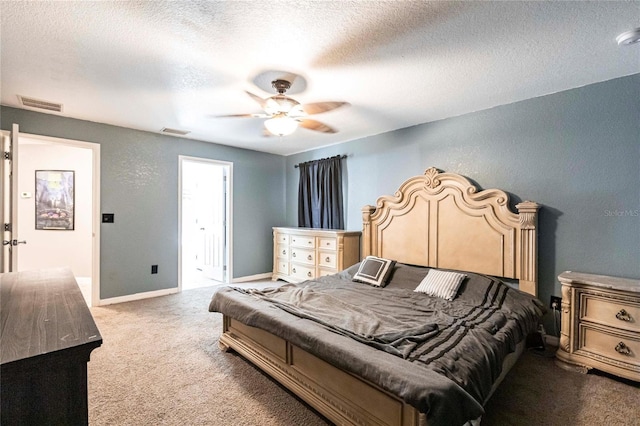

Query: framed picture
left=35, top=170, right=75, bottom=230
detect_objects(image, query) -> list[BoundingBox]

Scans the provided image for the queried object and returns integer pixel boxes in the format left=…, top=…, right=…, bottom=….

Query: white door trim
left=178, top=155, right=233, bottom=291
left=1, top=130, right=101, bottom=306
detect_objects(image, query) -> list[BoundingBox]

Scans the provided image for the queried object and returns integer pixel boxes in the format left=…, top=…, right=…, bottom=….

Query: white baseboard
left=97, top=273, right=273, bottom=306
left=98, top=287, right=179, bottom=306
left=232, top=272, right=273, bottom=283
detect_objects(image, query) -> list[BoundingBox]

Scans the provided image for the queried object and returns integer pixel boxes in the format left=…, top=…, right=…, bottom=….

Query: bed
left=209, top=167, right=543, bottom=426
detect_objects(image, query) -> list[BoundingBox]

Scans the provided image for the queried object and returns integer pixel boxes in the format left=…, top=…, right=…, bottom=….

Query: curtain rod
left=294, top=155, right=347, bottom=168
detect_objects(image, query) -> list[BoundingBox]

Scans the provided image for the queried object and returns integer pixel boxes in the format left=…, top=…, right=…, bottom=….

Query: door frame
left=178, top=155, right=232, bottom=290
left=1, top=129, right=101, bottom=306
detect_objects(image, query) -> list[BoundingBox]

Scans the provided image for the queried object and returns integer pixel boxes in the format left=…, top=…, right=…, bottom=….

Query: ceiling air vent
left=18, top=95, right=63, bottom=112
left=160, top=127, right=190, bottom=136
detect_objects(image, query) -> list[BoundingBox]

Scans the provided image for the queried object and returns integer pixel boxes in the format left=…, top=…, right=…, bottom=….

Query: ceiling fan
left=218, top=79, right=349, bottom=136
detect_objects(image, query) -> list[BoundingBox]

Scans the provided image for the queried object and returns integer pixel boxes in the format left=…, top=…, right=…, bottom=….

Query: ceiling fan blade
left=302, top=101, right=350, bottom=115
left=245, top=90, right=268, bottom=109
left=213, top=113, right=269, bottom=118
left=299, top=119, right=337, bottom=134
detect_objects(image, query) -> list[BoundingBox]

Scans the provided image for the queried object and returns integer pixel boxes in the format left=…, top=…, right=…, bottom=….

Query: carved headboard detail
left=361, top=167, right=540, bottom=296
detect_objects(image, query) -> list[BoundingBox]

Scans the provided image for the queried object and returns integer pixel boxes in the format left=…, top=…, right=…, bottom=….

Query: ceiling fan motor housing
left=271, top=79, right=292, bottom=94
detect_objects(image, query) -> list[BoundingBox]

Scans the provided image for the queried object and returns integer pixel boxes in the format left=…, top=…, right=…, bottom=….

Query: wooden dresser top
left=558, top=271, right=640, bottom=294
left=0, top=268, right=102, bottom=365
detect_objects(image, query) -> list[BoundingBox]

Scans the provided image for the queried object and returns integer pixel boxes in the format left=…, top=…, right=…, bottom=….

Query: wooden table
left=0, top=268, right=103, bottom=425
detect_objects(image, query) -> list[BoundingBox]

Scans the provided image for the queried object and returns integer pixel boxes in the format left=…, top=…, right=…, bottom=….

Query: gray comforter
left=209, top=264, right=544, bottom=426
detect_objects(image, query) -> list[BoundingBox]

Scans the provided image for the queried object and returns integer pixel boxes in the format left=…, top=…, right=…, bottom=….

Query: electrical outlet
left=550, top=295, right=562, bottom=311
left=151, top=265, right=158, bottom=274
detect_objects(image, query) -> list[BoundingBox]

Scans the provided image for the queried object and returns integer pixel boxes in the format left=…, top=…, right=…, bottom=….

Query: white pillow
left=414, top=269, right=466, bottom=300
left=352, top=256, right=396, bottom=287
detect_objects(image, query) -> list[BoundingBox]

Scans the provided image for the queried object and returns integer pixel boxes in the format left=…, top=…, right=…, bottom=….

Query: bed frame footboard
left=220, top=315, right=426, bottom=426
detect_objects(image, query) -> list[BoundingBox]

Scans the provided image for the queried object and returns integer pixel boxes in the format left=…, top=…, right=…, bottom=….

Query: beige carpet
left=88, top=285, right=639, bottom=426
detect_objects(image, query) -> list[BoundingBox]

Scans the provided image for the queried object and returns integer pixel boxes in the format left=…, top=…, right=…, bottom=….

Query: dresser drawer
left=291, top=264, right=315, bottom=281
left=290, top=235, right=315, bottom=248
left=318, top=237, right=337, bottom=251
left=291, top=248, right=315, bottom=265
left=579, top=324, right=640, bottom=368
left=275, top=233, right=289, bottom=245
left=319, top=251, right=337, bottom=269
left=276, top=244, right=289, bottom=259
left=581, top=293, right=640, bottom=334
left=276, top=260, right=289, bottom=275
left=318, top=268, right=338, bottom=278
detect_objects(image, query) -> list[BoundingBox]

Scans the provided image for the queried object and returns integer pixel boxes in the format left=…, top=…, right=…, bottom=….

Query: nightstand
left=556, top=271, right=640, bottom=381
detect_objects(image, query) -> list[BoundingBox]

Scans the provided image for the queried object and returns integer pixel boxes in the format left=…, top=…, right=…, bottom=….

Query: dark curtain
left=298, top=155, right=344, bottom=229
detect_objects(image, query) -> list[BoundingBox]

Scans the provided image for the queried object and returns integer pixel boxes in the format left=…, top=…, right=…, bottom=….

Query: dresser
left=273, top=227, right=361, bottom=283
left=556, top=271, right=640, bottom=381
left=0, top=268, right=103, bottom=425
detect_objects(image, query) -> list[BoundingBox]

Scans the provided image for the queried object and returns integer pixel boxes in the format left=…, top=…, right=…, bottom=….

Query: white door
left=195, top=164, right=226, bottom=281
left=1, top=124, right=23, bottom=272
left=180, top=157, right=231, bottom=289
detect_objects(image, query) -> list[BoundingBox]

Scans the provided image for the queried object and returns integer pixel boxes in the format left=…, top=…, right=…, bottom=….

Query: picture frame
left=35, top=170, right=75, bottom=230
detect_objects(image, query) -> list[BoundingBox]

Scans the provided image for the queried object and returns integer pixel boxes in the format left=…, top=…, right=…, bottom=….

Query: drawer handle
left=307, top=271, right=312, bottom=277
left=292, top=268, right=296, bottom=273
left=616, top=309, right=632, bottom=322
left=615, top=341, right=631, bottom=356
left=292, top=253, right=296, bottom=258
left=282, top=250, right=286, bottom=255
left=325, top=256, right=330, bottom=262
left=307, top=255, right=312, bottom=261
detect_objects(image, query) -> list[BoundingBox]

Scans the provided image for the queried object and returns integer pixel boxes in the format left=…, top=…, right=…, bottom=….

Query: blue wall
left=3, top=74, right=638, bottom=315
left=1, top=107, right=286, bottom=299
left=285, top=74, right=640, bottom=327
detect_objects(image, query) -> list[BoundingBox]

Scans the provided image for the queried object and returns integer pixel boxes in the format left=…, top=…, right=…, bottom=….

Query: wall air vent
left=160, top=127, right=191, bottom=136
left=18, top=95, right=63, bottom=112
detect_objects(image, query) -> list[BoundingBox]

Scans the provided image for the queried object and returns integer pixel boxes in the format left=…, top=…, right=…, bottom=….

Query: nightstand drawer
left=581, top=294, right=640, bottom=333
left=291, top=264, right=315, bottom=281
left=291, top=248, right=315, bottom=265
left=579, top=324, right=640, bottom=368
left=290, top=235, right=315, bottom=248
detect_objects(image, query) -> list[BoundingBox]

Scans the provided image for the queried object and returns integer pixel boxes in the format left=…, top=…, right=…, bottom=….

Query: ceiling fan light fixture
left=616, top=28, right=640, bottom=46
left=265, top=115, right=298, bottom=136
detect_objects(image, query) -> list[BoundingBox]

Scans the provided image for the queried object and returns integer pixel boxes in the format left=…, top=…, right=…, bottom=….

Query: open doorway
left=1, top=128, right=100, bottom=306
left=179, top=156, right=231, bottom=291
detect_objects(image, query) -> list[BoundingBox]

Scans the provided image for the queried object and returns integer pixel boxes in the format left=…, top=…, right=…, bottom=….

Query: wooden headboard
left=361, top=167, right=540, bottom=296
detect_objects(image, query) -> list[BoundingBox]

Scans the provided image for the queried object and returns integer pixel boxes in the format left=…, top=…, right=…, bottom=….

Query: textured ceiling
left=1, top=1, right=638, bottom=155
